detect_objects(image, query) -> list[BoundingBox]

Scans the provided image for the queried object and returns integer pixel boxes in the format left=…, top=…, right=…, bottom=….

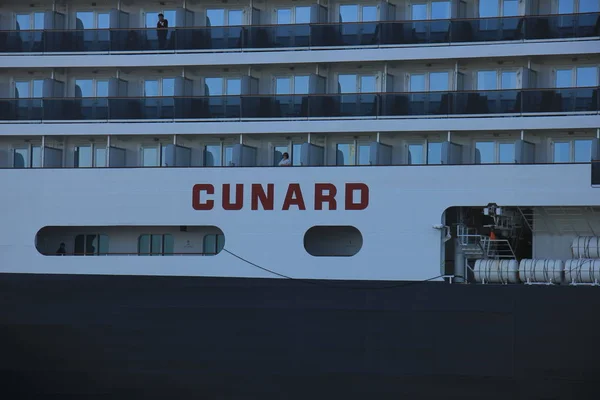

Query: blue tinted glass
left=143, top=147, right=159, bottom=166
left=294, top=76, right=309, bottom=94
left=336, top=143, right=355, bottom=165
left=95, top=147, right=106, bottom=167
left=207, top=9, right=225, bottom=26
left=31, top=146, right=41, bottom=168
left=411, top=4, right=427, bottom=20
left=144, top=80, right=159, bottom=96
left=360, top=76, right=376, bottom=93
left=145, top=12, right=158, bottom=28
left=162, top=78, right=175, bottom=96
left=574, top=140, right=592, bottom=162
left=276, top=77, right=291, bottom=94
left=358, top=143, right=370, bottom=165
left=274, top=145, right=287, bottom=166
left=558, top=0, right=575, bottom=14
left=576, top=67, right=598, bottom=87
left=427, top=142, right=442, bottom=164
left=501, top=72, right=517, bottom=89
left=362, top=6, right=377, bottom=22
left=96, top=81, right=109, bottom=97
left=340, top=5, right=358, bottom=22
left=16, top=14, right=30, bottom=30
left=292, top=143, right=302, bottom=166
left=430, top=72, right=449, bottom=91
left=277, top=9, right=291, bottom=24
left=76, top=12, right=94, bottom=29
left=554, top=142, right=570, bottom=163
left=408, top=144, right=424, bottom=164
left=13, top=148, right=28, bottom=168
left=32, top=80, right=43, bottom=98
left=432, top=1, right=451, bottom=19
left=480, top=0, right=499, bottom=17
left=205, top=78, right=223, bottom=96
left=295, top=7, right=311, bottom=23
left=503, top=0, right=519, bottom=16
left=34, top=12, right=45, bottom=29
left=410, top=75, right=425, bottom=92
left=224, top=146, right=233, bottom=166
left=226, top=79, right=241, bottom=95
left=75, top=79, right=94, bottom=97
left=97, top=13, right=110, bottom=29
left=476, top=142, right=495, bottom=163
left=338, top=75, right=357, bottom=93
left=555, top=70, right=572, bottom=88
left=76, top=146, right=92, bottom=167
left=204, top=145, right=221, bottom=166
left=164, top=10, right=176, bottom=27
left=580, top=0, right=600, bottom=12
left=15, top=81, right=29, bottom=98
left=499, top=143, right=515, bottom=163
left=204, top=235, right=216, bottom=253
left=478, top=71, right=497, bottom=90
left=228, top=10, right=243, bottom=26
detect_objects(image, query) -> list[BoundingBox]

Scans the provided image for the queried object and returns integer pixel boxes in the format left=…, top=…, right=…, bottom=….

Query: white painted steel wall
left=0, top=164, right=599, bottom=281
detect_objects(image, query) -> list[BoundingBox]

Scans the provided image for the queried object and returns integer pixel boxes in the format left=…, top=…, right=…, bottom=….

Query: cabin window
left=478, top=0, right=519, bottom=17
left=408, top=72, right=450, bottom=92
left=553, top=139, right=593, bottom=163
left=336, top=141, right=370, bottom=165
left=15, top=80, right=44, bottom=98
left=75, top=79, right=109, bottom=97
left=407, top=141, right=442, bottom=165
left=12, top=145, right=41, bottom=168
left=275, top=7, right=311, bottom=24
left=75, top=144, right=107, bottom=167
left=338, top=74, right=377, bottom=93
left=138, top=234, right=174, bottom=256
left=274, top=76, right=310, bottom=95
left=304, top=226, right=363, bottom=257
left=144, top=78, right=175, bottom=97
left=476, top=70, right=519, bottom=90
left=206, top=9, right=244, bottom=26
left=204, top=144, right=234, bottom=166
left=273, top=143, right=302, bottom=166
left=338, top=5, right=378, bottom=23
left=474, top=141, right=515, bottom=164
left=203, top=234, right=225, bottom=255
left=74, top=234, right=109, bottom=255
left=555, top=66, right=599, bottom=88
left=15, top=12, right=45, bottom=30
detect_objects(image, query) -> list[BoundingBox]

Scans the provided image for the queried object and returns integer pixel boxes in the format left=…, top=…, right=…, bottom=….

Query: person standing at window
left=157, top=13, right=168, bottom=49
left=56, top=243, right=66, bottom=255
left=278, top=152, right=291, bottom=166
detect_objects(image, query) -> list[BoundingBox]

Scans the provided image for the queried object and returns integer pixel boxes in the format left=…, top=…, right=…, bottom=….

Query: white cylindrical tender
left=518, top=259, right=564, bottom=284
left=565, top=259, right=600, bottom=284
left=571, top=236, right=600, bottom=258
left=474, top=259, right=519, bottom=284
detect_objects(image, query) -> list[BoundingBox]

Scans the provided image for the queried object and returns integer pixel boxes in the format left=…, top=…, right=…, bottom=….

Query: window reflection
left=555, top=69, right=572, bottom=88
left=31, top=146, right=41, bottom=168
left=501, top=71, right=517, bottom=89
left=204, top=145, right=221, bottom=166
left=339, top=5, right=359, bottom=22
left=358, top=143, right=370, bottom=165
left=478, top=71, right=497, bottom=90
left=142, top=147, right=159, bottom=166
left=432, top=1, right=451, bottom=19
left=576, top=67, right=598, bottom=87
left=95, top=147, right=107, bottom=167
left=75, top=146, right=92, bottom=167
left=429, top=72, right=448, bottom=91
left=13, top=148, right=28, bottom=168
left=410, top=75, right=426, bottom=92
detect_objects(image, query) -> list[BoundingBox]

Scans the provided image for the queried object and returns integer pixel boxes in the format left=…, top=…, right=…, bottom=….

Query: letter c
left=192, top=184, right=214, bottom=210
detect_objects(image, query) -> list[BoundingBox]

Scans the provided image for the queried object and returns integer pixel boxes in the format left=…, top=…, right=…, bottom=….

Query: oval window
left=304, top=225, right=362, bottom=257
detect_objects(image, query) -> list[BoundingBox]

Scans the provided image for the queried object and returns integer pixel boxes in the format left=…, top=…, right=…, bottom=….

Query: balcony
left=0, top=88, right=597, bottom=122
left=0, top=13, right=598, bottom=54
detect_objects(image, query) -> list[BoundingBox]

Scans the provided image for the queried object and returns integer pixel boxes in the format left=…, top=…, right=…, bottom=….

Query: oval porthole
left=304, top=225, right=363, bottom=257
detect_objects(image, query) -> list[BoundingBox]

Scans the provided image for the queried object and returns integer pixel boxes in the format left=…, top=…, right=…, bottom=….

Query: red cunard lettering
left=251, top=184, right=274, bottom=210
left=222, top=184, right=244, bottom=210
left=345, top=183, right=369, bottom=210
left=192, top=184, right=215, bottom=210
left=192, top=183, right=369, bottom=211
left=282, top=183, right=306, bottom=210
left=314, top=183, right=337, bottom=210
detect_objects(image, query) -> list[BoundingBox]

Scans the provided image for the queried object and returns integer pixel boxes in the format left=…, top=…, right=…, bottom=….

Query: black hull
left=0, top=273, right=598, bottom=399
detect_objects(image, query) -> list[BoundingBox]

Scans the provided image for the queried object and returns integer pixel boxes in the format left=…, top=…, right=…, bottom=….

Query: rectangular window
left=138, top=234, right=173, bottom=256
left=498, top=143, right=515, bottom=164
left=94, top=147, right=107, bottom=167
left=75, top=146, right=92, bottom=167
left=475, top=142, right=495, bottom=164
left=409, top=72, right=449, bottom=91
left=338, top=75, right=377, bottom=93
left=408, top=144, right=424, bottom=165
left=427, top=142, right=443, bottom=164
left=204, top=144, right=234, bottom=166
left=574, top=139, right=592, bottom=162
left=553, top=142, right=571, bottom=163
left=142, top=147, right=160, bottom=166
left=74, top=234, right=109, bottom=256
left=13, top=148, right=29, bottom=168
left=207, top=9, right=243, bottom=26
left=336, top=141, right=370, bottom=165
left=15, top=80, right=44, bottom=98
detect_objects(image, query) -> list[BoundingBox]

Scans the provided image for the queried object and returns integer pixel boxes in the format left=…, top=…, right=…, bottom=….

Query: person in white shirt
left=278, top=152, right=291, bottom=166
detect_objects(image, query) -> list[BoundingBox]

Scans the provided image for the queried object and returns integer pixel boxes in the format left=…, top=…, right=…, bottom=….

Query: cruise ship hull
left=0, top=273, right=598, bottom=399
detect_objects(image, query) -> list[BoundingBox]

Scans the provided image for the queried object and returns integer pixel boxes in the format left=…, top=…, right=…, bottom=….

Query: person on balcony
left=157, top=13, right=169, bottom=49
left=278, top=152, right=291, bottom=166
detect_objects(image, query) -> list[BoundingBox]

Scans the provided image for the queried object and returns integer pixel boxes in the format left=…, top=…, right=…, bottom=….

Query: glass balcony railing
left=0, top=12, right=598, bottom=53
left=0, top=88, right=597, bottom=121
